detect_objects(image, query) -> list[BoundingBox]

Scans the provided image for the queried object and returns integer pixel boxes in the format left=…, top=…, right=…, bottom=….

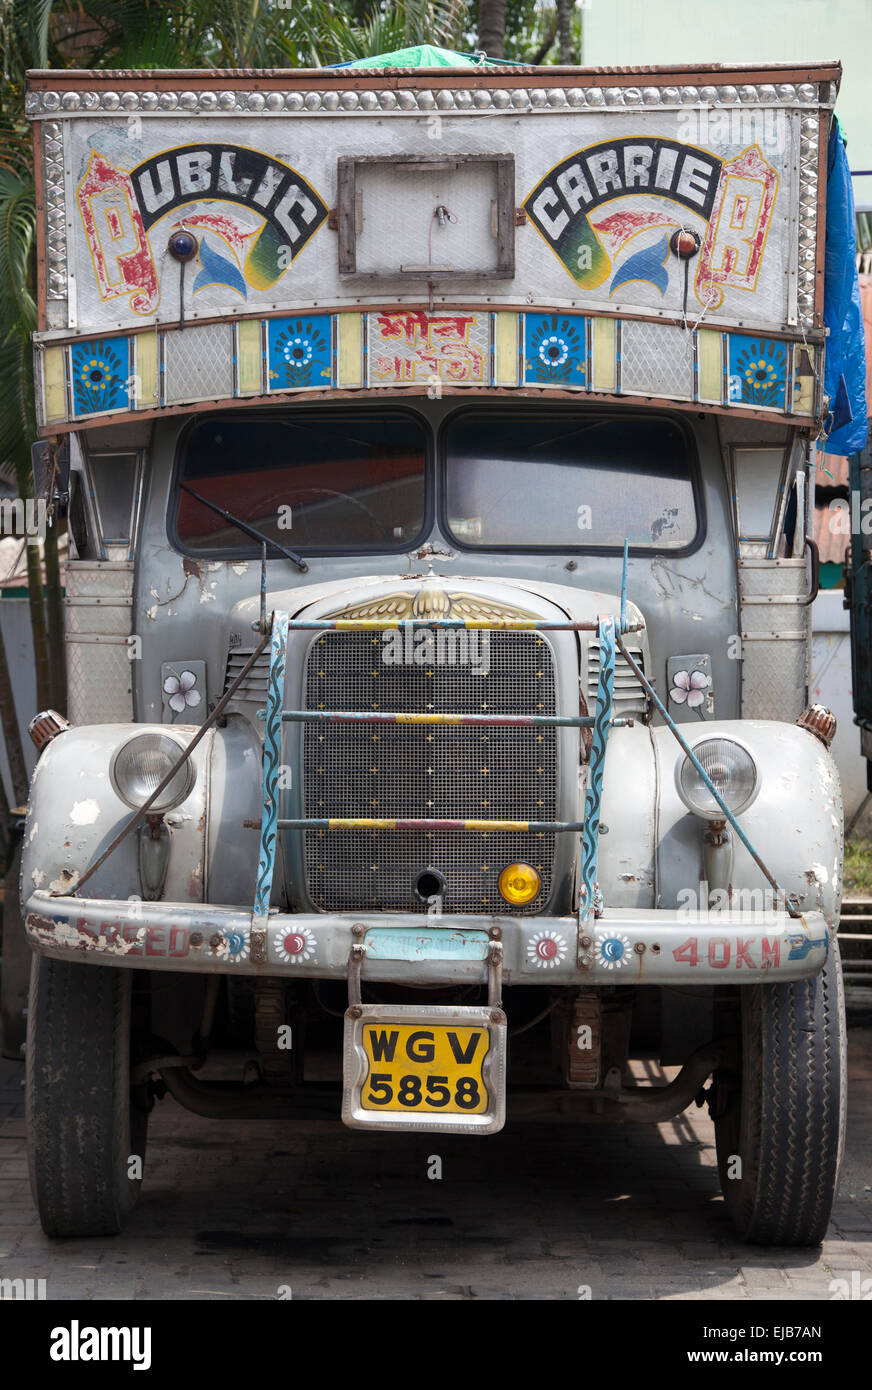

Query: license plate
left=342, top=1004, right=507, bottom=1133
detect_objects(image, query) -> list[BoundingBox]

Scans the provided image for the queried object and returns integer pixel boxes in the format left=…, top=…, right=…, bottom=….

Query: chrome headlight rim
left=674, top=734, right=760, bottom=822
left=110, top=729, right=196, bottom=815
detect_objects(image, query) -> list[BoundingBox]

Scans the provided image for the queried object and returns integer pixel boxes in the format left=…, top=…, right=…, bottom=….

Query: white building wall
left=583, top=0, right=872, bottom=209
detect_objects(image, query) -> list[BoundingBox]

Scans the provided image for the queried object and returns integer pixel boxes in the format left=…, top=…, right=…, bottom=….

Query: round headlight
left=111, top=732, right=196, bottom=813
left=676, top=737, right=758, bottom=821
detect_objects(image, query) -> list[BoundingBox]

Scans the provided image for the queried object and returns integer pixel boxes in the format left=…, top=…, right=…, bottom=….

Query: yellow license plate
left=361, top=1022, right=489, bottom=1114
left=343, top=1005, right=507, bottom=1133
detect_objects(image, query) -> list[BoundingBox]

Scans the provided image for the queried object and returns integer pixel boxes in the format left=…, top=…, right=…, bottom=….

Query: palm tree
left=556, top=0, right=574, bottom=64
left=477, top=0, right=506, bottom=57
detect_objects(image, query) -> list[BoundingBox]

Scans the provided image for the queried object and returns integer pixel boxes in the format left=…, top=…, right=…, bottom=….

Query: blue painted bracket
left=253, top=610, right=290, bottom=928
left=620, top=539, right=628, bottom=634
left=579, top=615, right=615, bottom=922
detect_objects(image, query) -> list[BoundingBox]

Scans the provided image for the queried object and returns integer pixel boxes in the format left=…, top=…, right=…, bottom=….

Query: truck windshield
left=174, top=411, right=428, bottom=554
left=443, top=410, right=700, bottom=551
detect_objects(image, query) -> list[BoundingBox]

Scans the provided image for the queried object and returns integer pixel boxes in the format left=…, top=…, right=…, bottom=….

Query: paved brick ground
left=1, top=1028, right=870, bottom=1301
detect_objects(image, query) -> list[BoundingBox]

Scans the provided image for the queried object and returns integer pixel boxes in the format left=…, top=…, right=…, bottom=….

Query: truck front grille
left=302, top=631, right=559, bottom=914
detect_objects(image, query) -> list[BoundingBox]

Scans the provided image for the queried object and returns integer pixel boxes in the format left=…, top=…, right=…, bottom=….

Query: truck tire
left=714, top=938, right=846, bottom=1246
left=26, top=956, right=148, bottom=1237
left=1, top=841, right=29, bottom=1059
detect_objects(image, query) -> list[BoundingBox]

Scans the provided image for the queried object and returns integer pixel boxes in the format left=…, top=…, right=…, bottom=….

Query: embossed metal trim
left=322, top=586, right=538, bottom=624
left=25, top=82, right=827, bottom=119
left=797, top=112, right=820, bottom=329
left=42, top=120, right=66, bottom=299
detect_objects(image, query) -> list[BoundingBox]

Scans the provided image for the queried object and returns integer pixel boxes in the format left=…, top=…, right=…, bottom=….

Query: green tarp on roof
left=346, top=45, right=483, bottom=69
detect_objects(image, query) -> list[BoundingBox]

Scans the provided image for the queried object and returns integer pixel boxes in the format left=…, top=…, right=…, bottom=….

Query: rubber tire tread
left=716, top=939, right=846, bottom=1246
left=26, top=956, right=146, bottom=1238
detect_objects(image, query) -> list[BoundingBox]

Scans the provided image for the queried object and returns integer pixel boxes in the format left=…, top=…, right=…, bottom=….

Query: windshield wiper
left=180, top=483, right=309, bottom=574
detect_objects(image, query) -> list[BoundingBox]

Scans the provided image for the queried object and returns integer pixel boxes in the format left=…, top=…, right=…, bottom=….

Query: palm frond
left=278, top=0, right=407, bottom=67
left=21, top=0, right=55, bottom=68
left=0, top=169, right=36, bottom=332
left=0, top=327, right=36, bottom=475
left=404, top=0, right=468, bottom=48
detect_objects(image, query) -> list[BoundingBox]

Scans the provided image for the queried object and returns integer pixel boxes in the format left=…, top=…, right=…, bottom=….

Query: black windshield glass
left=176, top=412, right=428, bottom=554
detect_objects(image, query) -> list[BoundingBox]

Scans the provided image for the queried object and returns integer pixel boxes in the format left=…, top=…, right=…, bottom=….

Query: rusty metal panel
left=564, top=993, right=602, bottom=1089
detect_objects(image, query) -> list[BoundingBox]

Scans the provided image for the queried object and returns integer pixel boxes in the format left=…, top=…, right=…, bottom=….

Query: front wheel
left=713, top=939, right=846, bottom=1246
left=26, top=957, right=148, bottom=1237
left=0, top=840, right=28, bottom=1059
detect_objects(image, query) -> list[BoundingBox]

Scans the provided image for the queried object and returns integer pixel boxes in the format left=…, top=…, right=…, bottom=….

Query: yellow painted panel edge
left=697, top=329, right=722, bottom=404
left=494, top=312, right=519, bottom=386
left=134, top=332, right=159, bottom=410
left=42, top=346, right=66, bottom=423
left=591, top=317, right=616, bottom=393
left=237, top=319, right=263, bottom=395
left=337, top=313, right=363, bottom=388
left=793, top=345, right=815, bottom=416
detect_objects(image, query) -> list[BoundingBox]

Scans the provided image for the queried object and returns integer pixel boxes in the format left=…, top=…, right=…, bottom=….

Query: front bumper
left=25, top=892, right=830, bottom=984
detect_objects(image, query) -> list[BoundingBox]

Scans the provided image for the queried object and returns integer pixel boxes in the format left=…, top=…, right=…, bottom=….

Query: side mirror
left=31, top=438, right=70, bottom=516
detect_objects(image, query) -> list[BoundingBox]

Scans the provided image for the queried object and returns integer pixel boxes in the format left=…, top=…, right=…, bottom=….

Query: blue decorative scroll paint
left=253, top=611, right=289, bottom=917
left=580, top=615, right=615, bottom=921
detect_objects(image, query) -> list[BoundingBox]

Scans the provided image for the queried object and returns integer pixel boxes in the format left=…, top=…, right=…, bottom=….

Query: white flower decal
left=284, top=335, right=313, bottom=368
left=220, top=928, right=249, bottom=964
left=669, top=668, right=710, bottom=709
left=538, top=334, right=569, bottom=367
left=273, top=927, right=316, bottom=964
left=526, top=930, right=568, bottom=969
left=163, top=669, right=202, bottom=714
left=595, top=934, right=632, bottom=970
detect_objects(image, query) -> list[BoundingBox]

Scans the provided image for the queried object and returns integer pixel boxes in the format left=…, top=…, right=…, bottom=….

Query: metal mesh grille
left=65, top=598, right=131, bottom=635
left=64, top=563, right=134, bottom=723
left=164, top=324, right=233, bottom=405
left=65, top=561, right=134, bottom=599
left=738, top=561, right=809, bottom=719
left=620, top=321, right=693, bottom=401
left=66, top=637, right=133, bottom=724
left=303, top=631, right=559, bottom=914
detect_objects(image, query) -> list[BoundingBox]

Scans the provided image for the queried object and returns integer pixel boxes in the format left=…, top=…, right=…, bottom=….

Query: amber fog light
left=498, top=862, right=540, bottom=905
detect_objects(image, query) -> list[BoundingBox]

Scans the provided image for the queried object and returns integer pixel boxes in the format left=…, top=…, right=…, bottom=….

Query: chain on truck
left=15, top=56, right=852, bottom=1243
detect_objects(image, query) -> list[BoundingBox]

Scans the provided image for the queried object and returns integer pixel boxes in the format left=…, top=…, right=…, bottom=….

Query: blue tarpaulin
left=822, top=117, right=868, bottom=455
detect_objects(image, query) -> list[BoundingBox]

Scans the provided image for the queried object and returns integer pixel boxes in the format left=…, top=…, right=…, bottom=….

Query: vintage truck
left=20, top=55, right=851, bottom=1244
